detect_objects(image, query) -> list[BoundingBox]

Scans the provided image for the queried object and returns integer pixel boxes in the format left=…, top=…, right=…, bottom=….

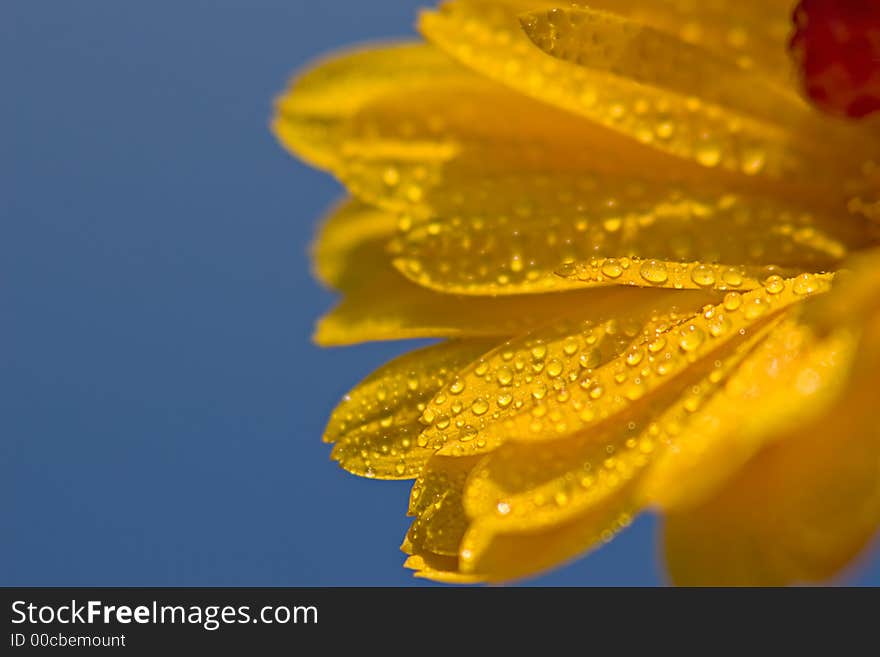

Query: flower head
left=274, top=0, right=880, bottom=584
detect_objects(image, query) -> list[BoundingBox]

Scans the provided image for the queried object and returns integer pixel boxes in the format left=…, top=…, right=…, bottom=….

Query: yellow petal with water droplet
left=272, top=42, right=471, bottom=170
left=406, top=454, right=483, bottom=554
left=418, top=287, right=715, bottom=458
left=453, top=485, right=639, bottom=581
left=459, top=315, right=777, bottom=534
left=474, top=274, right=833, bottom=451
left=518, top=2, right=873, bottom=154
left=520, top=6, right=801, bottom=127
left=644, top=249, right=880, bottom=509
left=662, top=317, right=880, bottom=585
left=642, top=314, right=860, bottom=510
left=419, top=1, right=872, bottom=188
left=312, top=199, right=397, bottom=292
left=326, top=340, right=498, bottom=480
left=390, top=173, right=866, bottom=295
left=315, top=266, right=670, bottom=346
left=336, top=75, right=694, bottom=214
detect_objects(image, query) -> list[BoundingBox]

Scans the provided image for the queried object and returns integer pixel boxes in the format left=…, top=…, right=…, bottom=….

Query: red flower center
left=789, top=0, right=880, bottom=119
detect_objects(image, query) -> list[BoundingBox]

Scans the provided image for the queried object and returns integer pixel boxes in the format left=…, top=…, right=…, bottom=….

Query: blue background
left=2, top=0, right=878, bottom=586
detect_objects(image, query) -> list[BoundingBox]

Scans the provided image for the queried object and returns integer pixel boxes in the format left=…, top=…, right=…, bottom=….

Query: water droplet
left=723, top=291, right=742, bottom=311
left=764, top=275, right=785, bottom=294
left=792, top=273, right=819, bottom=295
left=496, top=367, right=514, bottom=386
left=601, top=258, right=623, bottom=278
left=546, top=359, right=564, bottom=377
left=603, top=217, right=622, bottom=232
left=471, top=398, right=489, bottom=415
left=639, top=259, right=668, bottom=284
left=579, top=348, right=601, bottom=369
left=655, top=119, right=675, bottom=139
left=449, top=378, right=465, bottom=394
left=696, top=140, right=722, bottom=167
left=555, top=261, right=577, bottom=277
left=707, top=313, right=732, bottom=337
left=563, top=338, right=579, bottom=356
left=648, top=336, right=667, bottom=353
left=740, top=146, right=766, bottom=175
left=722, top=268, right=744, bottom=287
left=678, top=324, right=706, bottom=352
left=532, top=383, right=548, bottom=400
left=625, top=348, right=644, bottom=366
left=690, top=263, right=716, bottom=287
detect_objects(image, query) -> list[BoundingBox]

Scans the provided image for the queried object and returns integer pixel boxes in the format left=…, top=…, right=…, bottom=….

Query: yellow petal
left=404, top=454, right=640, bottom=582
left=553, top=0, right=796, bottom=85
left=663, top=374, right=880, bottom=585
left=452, top=275, right=841, bottom=581
left=460, top=313, right=778, bottom=533
left=403, top=553, right=483, bottom=584
left=272, top=42, right=471, bottom=170
left=336, top=74, right=687, bottom=214
left=391, top=176, right=865, bottom=295
left=419, top=1, right=874, bottom=187
left=326, top=340, right=498, bottom=479
left=519, top=6, right=800, bottom=127
left=314, top=266, right=669, bottom=346
left=418, top=287, right=717, bottom=458
left=455, top=486, right=638, bottom=581
left=406, top=454, right=483, bottom=554
left=312, top=199, right=397, bottom=292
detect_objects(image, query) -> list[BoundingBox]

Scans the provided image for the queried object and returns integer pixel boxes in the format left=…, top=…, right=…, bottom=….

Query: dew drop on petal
left=639, top=259, right=669, bottom=284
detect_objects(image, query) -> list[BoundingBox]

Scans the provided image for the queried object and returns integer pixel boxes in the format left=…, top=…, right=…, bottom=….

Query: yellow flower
left=273, top=0, right=880, bottom=584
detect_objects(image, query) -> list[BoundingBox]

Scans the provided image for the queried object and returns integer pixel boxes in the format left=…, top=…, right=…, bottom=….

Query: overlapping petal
left=419, top=1, right=877, bottom=189
left=312, top=199, right=397, bottom=292
left=641, top=311, right=859, bottom=510
left=662, top=322, right=880, bottom=585
left=417, top=288, right=717, bottom=457
left=273, top=43, right=471, bottom=170
left=473, top=275, right=832, bottom=451
left=326, top=340, right=499, bottom=479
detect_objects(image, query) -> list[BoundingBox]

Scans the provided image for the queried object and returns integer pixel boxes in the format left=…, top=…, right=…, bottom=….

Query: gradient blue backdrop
left=3, top=1, right=878, bottom=586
